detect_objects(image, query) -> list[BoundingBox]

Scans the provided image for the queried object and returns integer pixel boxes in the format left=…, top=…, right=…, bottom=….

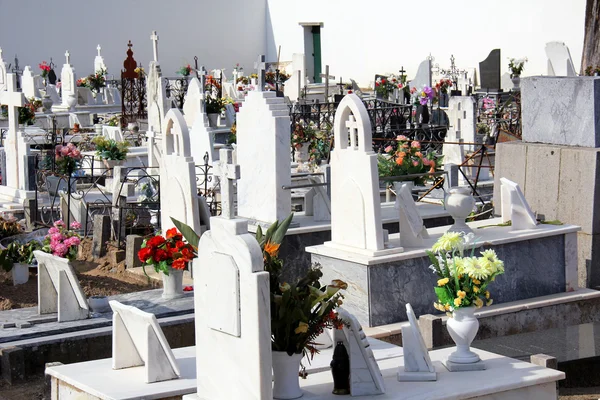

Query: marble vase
left=42, top=95, right=53, bottom=113
left=11, top=263, right=29, bottom=286
left=446, top=307, right=481, bottom=364
left=445, top=187, right=475, bottom=234
left=102, top=159, right=123, bottom=177
left=66, top=93, right=77, bottom=111
left=511, top=76, right=521, bottom=90
left=294, top=142, right=311, bottom=172
left=272, top=351, right=303, bottom=399
left=162, top=267, right=184, bottom=300
left=207, top=113, right=219, bottom=128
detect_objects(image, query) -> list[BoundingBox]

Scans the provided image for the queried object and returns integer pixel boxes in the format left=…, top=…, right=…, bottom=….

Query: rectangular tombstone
left=479, top=49, right=501, bottom=91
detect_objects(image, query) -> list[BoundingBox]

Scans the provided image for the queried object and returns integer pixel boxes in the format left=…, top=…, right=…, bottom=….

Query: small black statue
left=330, top=341, right=350, bottom=395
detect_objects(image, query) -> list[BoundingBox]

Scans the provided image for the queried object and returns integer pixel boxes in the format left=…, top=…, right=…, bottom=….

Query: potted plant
left=428, top=232, right=505, bottom=364
left=137, top=227, right=197, bottom=299
left=410, top=85, right=435, bottom=124
left=92, top=136, right=129, bottom=173
left=205, top=95, right=224, bottom=128
left=292, top=121, right=318, bottom=171
left=257, top=215, right=347, bottom=399
left=508, top=57, right=527, bottom=89
left=377, top=136, right=443, bottom=191
left=0, top=239, right=42, bottom=285
left=41, top=220, right=82, bottom=261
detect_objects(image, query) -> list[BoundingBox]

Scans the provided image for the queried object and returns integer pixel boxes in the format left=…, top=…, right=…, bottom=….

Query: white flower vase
left=162, top=267, right=185, bottom=300
left=272, top=351, right=303, bottom=399
left=445, top=187, right=475, bottom=234
left=294, top=142, right=310, bottom=172
left=12, top=263, right=29, bottom=286
left=511, top=75, right=521, bottom=90
left=66, top=93, right=77, bottom=111
left=446, top=307, right=481, bottom=364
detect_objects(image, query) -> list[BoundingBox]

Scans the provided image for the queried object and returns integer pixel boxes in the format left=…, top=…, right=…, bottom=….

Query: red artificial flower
left=147, top=235, right=166, bottom=249
left=166, top=227, right=182, bottom=240
left=181, top=247, right=195, bottom=261
left=381, top=79, right=386, bottom=84
left=375, top=82, right=380, bottom=87
left=172, top=258, right=187, bottom=270
left=138, top=247, right=154, bottom=263
left=183, top=286, right=193, bottom=292
left=153, top=249, right=168, bottom=262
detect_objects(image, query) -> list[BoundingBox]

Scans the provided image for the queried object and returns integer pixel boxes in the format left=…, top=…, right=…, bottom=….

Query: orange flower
left=166, top=228, right=182, bottom=240
left=172, top=258, right=187, bottom=270
left=396, top=153, right=405, bottom=166
left=264, top=241, right=281, bottom=257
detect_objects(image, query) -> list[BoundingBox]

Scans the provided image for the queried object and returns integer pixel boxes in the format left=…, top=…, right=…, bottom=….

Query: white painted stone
left=309, top=175, right=331, bottom=222
left=46, top=84, right=61, bottom=105
left=410, top=59, right=432, bottom=90
left=237, top=91, right=291, bottom=224
left=545, top=41, right=577, bottom=77
left=334, top=308, right=385, bottom=395
left=397, top=303, right=436, bottom=381
left=0, top=74, right=27, bottom=191
left=182, top=77, right=205, bottom=128
left=94, top=44, right=106, bottom=73
left=102, top=125, right=124, bottom=141
left=21, top=66, right=40, bottom=99
left=60, top=51, right=77, bottom=109
left=500, top=177, right=538, bottom=231
left=147, top=60, right=168, bottom=133
left=77, top=87, right=95, bottom=105
left=0, top=47, right=6, bottom=92
left=11, top=263, right=29, bottom=286
left=500, top=72, right=513, bottom=91
left=284, top=53, right=306, bottom=101
left=109, top=300, right=180, bottom=383
left=325, top=94, right=402, bottom=256
left=160, top=109, right=201, bottom=235
left=34, top=250, right=89, bottom=322
left=213, top=148, right=240, bottom=219
left=224, top=103, right=236, bottom=127
left=188, top=212, right=272, bottom=399
left=394, top=182, right=429, bottom=248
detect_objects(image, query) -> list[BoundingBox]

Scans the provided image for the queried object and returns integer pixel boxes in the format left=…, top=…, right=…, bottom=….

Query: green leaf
left=170, top=217, right=200, bottom=247
left=264, top=220, right=279, bottom=243
left=255, top=225, right=263, bottom=244
left=271, top=213, right=294, bottom=244
left=434, top=286, right=453, bottom=306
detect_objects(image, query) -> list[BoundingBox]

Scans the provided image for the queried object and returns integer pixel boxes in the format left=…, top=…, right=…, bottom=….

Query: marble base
left=443, top=359, right=486, bottom=371
left=397, top=368, right=437, bottom=381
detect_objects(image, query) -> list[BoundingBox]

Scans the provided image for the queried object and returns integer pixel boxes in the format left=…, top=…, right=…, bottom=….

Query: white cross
left=345, top=114, right=359, bottom=148
left=96, top=44, right=102, bottom=57
left=0, top=74, right=26, bottom=187
left=65, top=50, right=70, bottom=65
left=150, top=31, right=159, bottom=62
left=254, top=54, right=266, bottom=92
left=319, top=65, right=335, bottom=101
left=213, top=148, right=240, bottom=219
left=0, top=47, right=3, bottom=61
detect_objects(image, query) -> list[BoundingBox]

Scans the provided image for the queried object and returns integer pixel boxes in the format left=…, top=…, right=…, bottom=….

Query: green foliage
left=170, top=217, right=201, bottom=248
left=92, top=136, right=129, bottom=160
left=0, top=240, right=41, bottom=272
left=205, top=96, right=225, bottom=114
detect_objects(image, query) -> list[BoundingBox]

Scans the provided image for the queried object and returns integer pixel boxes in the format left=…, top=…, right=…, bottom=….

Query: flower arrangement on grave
left=76, top=77, right=87, bottom=87
left=428, top=232, right=504, bottom=314
left=38, top=61, right=51, bottom=79
left=374, top=76, right=393, bottom=97
left=476, top=122, right=491, bottom=136
left=228, top=122, right=237, bottom=145
left=86, top=69, right=107, bottom=93
left=11, top=100, right=39, bottom=125
left=206, top=75, right=221, bottom=91
left=55, top=143, right=82, bottom=175
left=92, top=136, right=129, bottom=160
left=0, top=239, right=42, bottom=272
left=256, top=214, right=347, bottom=357
left=584, top=65, right=600, bottom=76
left=412, top=85, right=435, bottom=106
left=137, top=228, right=197, bottom=275
left=177, top=64, right=193, bottom=76
left=205, top=95, right=225, bottom=114
left=309, top=123, right=332, bottom=166
left=106, top=115, right=121, bottom=127
left=134, top=66, right=145, bottom=76
left=41, top=220, right=82, bottom=260
left=292, top=120, right=317, bottom=150
left=377, top=136, right=443, bottom=184
left=265, top=70, right=291, bottom=85
left=436, top=78, right=453, bottom=94
left=0, top=216, right=24, bottom=240
left=508, top=57, right=527, bottom=78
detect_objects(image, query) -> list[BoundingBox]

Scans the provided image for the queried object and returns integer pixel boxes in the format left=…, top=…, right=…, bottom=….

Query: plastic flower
left=172, top=258, right=187, bottom=270
left=264, top=241, right=281, bottom=257
left=457, top=290, right=466, bottom=299
left=147, top=235, right=166, bottom=248
left=463, top=257, right=489, bottom=280
left=138, top=247, right=153, bottom=262
left=166, top=227, right=182, bottom=240
left=153, top=249, right=168, bottom=262
left=473, top=286, right=480, bottom=293
left=295, top=321, right=309, bottom=334
left=454, top=298, right=462, bottom=307
left=437, top=278, right=449, bottom=286
left=432, top=232, right=463, bottom=252
left=485, top=291, right=491, bottom=299
left=474, top=297, right=484, bottom=308
left=487, top=299, right=493, bottom=306
left=70, top=221, right=81, bottom=229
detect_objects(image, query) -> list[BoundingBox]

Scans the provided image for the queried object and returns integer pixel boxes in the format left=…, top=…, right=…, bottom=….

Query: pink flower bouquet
left=42, top=220, right=81, bottom=260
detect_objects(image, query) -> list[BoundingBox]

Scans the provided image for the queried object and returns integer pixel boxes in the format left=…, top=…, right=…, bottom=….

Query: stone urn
left=272, top=351, right=304, bottom=399
left=66, top=93, right=77, bottom=111
left=162, top=267, right=185, bottom=300
left=294, top=142, right=311, bottom=172
left=445, top=187, right=475, bottom=234
left=11, top=263, right=30, bottom=286
left=511, top=75, right=521, bottom=90
left=42, top=94, right=53, bottom=113
left=446, top=306, right=481, bottom=364
left=103, top=159, right=123, bottom=176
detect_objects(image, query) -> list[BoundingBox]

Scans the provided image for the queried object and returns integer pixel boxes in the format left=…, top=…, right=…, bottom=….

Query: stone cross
left=254, top=54, right=266, bottom=92
left=346, top=114, right=359, bottom=148
left=0, top=47, right=3, bottom=61
left=150, top=31, right=159, bottom=62
left=319, top=65, right=335, bottom=102
left=65, top=50, right=70, bottom=65
left=0, top=74, right=26, bottom=188
left=213, top=148, right=240, bottom=219
left=97, top=45, right=102, bottom=57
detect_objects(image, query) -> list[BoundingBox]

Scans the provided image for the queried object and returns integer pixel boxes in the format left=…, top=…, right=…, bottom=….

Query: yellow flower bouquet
left=428, top=232, right=504, bottom=315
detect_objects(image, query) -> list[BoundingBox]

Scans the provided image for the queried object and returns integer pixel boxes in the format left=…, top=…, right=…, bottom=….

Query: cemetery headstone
left=479, top=49, right=501, bottom=92
left=184, top=163, right=272, bottom=399
left=61, top=50, right=77, bottom=110
left=500, top=177, right=538, bottom=230
left=254, top=54, right=266, bottom=92
left=284, top=53, right=305, bottom=101
left=333, top=308, right=386, bottom=395
left=110, top=300, right=180, bottom=383
left=411, top=59, right=432, bottom=91
left=325, top=94, right=402, bottom=256
left=0, top=47, right=6, bottom=91
left=546, top=41, right=577, bottom=77
left=442, top=96, right=480, bottom=182
left=0, top=74, right=27, bottom=190
left=236, top=89, right=291, bottom=225
left=160, top=109, right=202, bottom=234
left=397, top=303, right=437, bottom=381
left=34, top=250, right=89, bottom=322
left=21, top=66, right=40, bottom=99
left=395, top=183, right=429, bottom=247
left=94, top=44, right=106, bottom=73
left=184, top=77, right=217, bottom=168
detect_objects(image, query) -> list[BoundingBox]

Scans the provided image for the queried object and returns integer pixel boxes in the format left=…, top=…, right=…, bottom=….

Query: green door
left=312, top=26, right=322, bottom=83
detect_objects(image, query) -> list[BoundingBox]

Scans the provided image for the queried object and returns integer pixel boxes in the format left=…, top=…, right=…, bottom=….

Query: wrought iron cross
left=337, top=77, right=345, bottom=95
left=319, top=65, right=335, bottom=102
left=213, top=148, right=240, bottom=219
left=254, top=54, right=266, bottom=92
left=440, top=55, right=465, bottom=85
left=65, top=50, right=70, bottom=65
left=398, top=66, right=406, bottom=80
left=150, top=31, right=159, bottom=62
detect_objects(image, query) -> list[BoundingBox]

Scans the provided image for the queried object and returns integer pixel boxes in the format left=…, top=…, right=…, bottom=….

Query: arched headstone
left=182, top=77, right=204, bottom=128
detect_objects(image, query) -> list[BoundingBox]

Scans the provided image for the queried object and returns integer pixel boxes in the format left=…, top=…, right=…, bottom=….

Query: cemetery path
left=0, top=239, right=156, bottom=311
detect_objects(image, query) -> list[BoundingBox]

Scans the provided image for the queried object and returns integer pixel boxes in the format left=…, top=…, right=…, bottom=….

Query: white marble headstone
left=545, top=41, right=577, bottom=77
left=147, top=61, right=168, bottom=133
left=102, top=125, right=124, bottom=141
left=61, top=53, right=77, bottom=108
left=500, top=177, right=538, bottom=230
left=109, top=300, right=180, bottom=383
left=395, top=183, right=428, bottom=247
left=34, top=250, right=89, bottom=322
left=410, top=59, right=432, bottom=91
left=94, top=44, right=107, bottom=73
left=0, top=48, right=6, bottom=91
left=21, top=66, right=40, bottom=99
left=397, top=303, right=436, bottom=381
left=284, top=53, right=305, bottom=101
left=182, top=77, right=205, bottom=128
